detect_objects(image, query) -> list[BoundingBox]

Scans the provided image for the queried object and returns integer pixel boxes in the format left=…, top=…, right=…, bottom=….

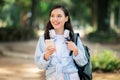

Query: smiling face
left=50, top=8, right=68, bottom=33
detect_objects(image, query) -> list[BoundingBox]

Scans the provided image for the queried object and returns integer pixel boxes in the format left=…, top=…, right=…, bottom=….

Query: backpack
left=70, top=33, right=92, bottom=80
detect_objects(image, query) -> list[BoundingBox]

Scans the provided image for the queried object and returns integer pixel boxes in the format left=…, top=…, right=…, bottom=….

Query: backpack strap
left=73, top=33, right=92, bottom=80
left=74, top=33, right=80, bottom=44
left=70, top=33, right=79, bottom=56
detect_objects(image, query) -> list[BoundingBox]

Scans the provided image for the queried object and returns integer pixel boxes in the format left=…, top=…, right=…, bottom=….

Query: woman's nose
left=53, top=17, right=58, bottom=21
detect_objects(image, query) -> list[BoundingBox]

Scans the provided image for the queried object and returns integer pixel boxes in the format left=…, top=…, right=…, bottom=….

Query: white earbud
left=64, top=29, right=70, bottom=38
left=49, top=29, right=56, bottom=38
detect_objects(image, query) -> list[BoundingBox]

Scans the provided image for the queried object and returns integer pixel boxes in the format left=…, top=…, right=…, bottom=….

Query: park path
left=0, top=37, right=120, bottom=80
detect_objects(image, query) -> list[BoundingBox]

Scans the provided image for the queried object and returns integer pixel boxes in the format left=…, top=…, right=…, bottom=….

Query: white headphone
left=49, top=29, right=70, bottom=39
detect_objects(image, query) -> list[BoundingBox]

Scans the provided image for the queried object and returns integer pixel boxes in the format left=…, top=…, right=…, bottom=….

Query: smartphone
left=45, top=39, right=55, bottom=48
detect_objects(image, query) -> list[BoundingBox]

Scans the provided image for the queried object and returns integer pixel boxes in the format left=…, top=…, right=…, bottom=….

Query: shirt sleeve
left=73, top=37, right=88, bottom=66
left=34, top=35, right=50, bottom=69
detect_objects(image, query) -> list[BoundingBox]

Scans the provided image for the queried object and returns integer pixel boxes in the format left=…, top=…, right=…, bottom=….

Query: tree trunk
left=91, top=0, right=98, bottom=30
left=97, top=0, right=110, bottom=32
left=117, top=5, right=120, bottom=33
left=110, top=4, right=115, bottom=29
left=118, top=5, right=120, bottom=29
left=30, top=0, right=37, bottom=28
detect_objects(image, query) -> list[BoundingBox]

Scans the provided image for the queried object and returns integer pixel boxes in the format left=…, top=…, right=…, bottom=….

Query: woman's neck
left=55, top=29, right=64, bottom=35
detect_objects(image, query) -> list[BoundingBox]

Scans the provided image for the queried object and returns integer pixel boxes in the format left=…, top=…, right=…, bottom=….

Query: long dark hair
left=44, top=4, right=74, bottom=42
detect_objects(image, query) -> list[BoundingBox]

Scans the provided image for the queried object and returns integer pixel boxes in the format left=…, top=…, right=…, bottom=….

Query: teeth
left=53, top=23, right=59, bottom=25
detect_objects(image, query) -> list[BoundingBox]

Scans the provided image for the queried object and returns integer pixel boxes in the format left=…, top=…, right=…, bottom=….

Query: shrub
left=0, top=27, right=37, bottom=41
left=87, top=30, right=120, bottom=43
left=91, top=50, right=120, bottom=72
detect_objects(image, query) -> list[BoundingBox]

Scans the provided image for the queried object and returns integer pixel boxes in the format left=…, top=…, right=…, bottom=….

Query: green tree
left=0, top=0, right=21, bottom=27
left=109, top=0, right=120, bottom=30
left=97, top=0, right=109, bottom=32
left=0, top=0, right=5, bottom=7
left=30, top=0, right=38, bottom=28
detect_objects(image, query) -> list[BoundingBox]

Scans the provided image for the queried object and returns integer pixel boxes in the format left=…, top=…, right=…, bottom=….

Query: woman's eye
left=58, top=14, right=62, bottom=17
left=51, top=15, right=54, bottom=17
left=50, top=14, right=55, bottom=17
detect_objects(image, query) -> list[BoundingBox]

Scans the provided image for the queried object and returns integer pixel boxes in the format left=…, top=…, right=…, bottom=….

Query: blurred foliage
left=0, top=0, right=21, bottom=27
left=70, top=0, right=91, bottom=24
left=0, top=0, right=6, bottom=7
left=87, top=29, right=120, bottom=43
left=91, top=50, right=120, bottom=72
left=0, top=0, right=120, bottom=28
left=0, top=27, right=36, bottom=42
left=0, top=0, right=120, bottom=42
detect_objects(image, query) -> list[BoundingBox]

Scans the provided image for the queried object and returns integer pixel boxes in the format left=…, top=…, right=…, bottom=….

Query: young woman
left=34, top=4, right=88, bottom=80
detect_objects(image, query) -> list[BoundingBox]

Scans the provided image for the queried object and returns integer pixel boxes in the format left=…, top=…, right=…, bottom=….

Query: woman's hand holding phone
left=44, top=39, right=56, bottom=60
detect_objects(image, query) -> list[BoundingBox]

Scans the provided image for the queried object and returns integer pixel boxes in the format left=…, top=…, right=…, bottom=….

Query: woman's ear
left=65, top=16, right=68, bottom=22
